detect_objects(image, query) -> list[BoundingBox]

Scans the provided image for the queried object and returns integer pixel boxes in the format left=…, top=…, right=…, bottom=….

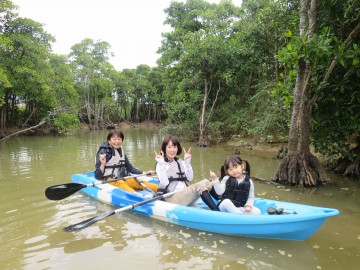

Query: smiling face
left=226, top=162, right=243, bottom=179
left=108, top=135, right=123, bottom=149
left=160, top=135, right=182, bottom=161
left=165, top=140, right=178, bottom=161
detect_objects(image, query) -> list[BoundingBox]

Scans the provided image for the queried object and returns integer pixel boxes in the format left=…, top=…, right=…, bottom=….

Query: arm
left=212, top=175, right=228, bottom=195
left=124, top=154, right=143, bottom=175
left=245, top=179, right=256, bottom=207
left=183, top=158, right=193, bottom=181
left=182, top=147, right=193, bottom=181
left=94, top=152, right=106, bottom=180
left=155, top=158, right=169, bottom=189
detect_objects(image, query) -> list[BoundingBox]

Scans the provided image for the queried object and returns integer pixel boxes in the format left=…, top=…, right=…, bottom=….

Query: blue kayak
left=72, top=172, right=339, bottom=241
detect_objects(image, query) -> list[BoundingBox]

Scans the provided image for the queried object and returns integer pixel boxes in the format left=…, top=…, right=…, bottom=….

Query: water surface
left=0, top=128, right=359, bottom=270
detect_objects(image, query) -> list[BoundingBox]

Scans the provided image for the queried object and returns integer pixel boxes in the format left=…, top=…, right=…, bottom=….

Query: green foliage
left=165, top=81, right=202, bottom=123
left=270, top=70, right=297, bottom=108
left=159, top=124, right=185, bottom=137
left=0, top=6, right=59, bottom=127
left=206, top=120, right=225, bottom=143
left=158, top=0, right=299, bottom=145
left=1, top=0, right=358, bottom=177
left=69, top=38, right=115, bottom=127
left=242, top=89, right=291, bottom=142
left=207, top=82, right=291, bottom=143
left=274, top=0, right=360, bottom=169
left=159, top=118, right=199, bottom=141
left=53, top=112, right=80, bottom=134
left=312, top=45, right=360, bottom=163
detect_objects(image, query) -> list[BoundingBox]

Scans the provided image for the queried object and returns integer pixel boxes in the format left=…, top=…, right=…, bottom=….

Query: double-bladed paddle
left=63, top=191, right=176, bottom=232
left=45, top=173, right=150, bottom=201
left=133, top=177, right=157, bottom=196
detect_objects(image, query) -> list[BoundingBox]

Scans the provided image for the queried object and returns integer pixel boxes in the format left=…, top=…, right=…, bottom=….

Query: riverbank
left=2, top=120, right=285, bottom=158
left=125, top=120, right=286, bottom=158
left=225, top=136, right=287, bottom=158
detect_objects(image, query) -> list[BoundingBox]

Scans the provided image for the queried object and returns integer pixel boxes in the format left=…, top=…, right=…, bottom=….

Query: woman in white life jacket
left=210, top=155, right=261, bottom=214
left=154, top=135, right=219, bottom=210
left=95, top=130, right=157, bottom=193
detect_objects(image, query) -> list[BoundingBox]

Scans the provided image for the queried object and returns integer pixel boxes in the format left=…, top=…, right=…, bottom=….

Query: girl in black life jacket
left=210, top=155, right=261, bottom=214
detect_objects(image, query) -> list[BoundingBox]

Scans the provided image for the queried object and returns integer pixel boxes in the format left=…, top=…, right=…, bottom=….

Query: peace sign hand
left=183, top=147, right=192, bottom=161
left=154, top=150, right=165, bottom=162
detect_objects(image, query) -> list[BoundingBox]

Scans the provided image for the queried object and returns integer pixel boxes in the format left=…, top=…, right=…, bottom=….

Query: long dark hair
left=160, top=135, right=182, bottom=157
left=220, top=155, right=250, bottom=179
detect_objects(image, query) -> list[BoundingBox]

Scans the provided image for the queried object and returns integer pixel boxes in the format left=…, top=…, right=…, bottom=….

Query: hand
left=154, top=150, right=165, bottom=162
left=210, top=170, right=217, bottom=181
left=183, top=147, right=192, bottom=161
left=99, top=153, right=106, bottom=165
left=244, top=205, right=252, bottom=213
left=145, top=170, right=156, bottom=176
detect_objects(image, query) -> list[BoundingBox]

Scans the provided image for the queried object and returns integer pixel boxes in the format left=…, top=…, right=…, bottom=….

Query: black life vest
left=220, top=175, right=250, bottom=207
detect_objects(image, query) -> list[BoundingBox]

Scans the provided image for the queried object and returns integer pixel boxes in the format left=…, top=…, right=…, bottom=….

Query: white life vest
left=103, top=148, right=126, bottom=178
left=159, top=158, right=189, bottom=193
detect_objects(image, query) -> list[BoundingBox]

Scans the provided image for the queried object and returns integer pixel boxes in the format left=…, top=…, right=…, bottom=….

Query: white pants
left=219, top=199, right=261, bottom=215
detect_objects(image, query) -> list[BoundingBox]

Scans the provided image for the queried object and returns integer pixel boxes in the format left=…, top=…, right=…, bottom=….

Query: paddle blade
left=63, top=210, right=115, bottom=232
left=45, top=183, right=86, bottom=201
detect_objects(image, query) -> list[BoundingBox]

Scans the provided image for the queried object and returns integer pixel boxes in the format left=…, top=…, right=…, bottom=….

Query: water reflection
left=0, top=129, right=359, bottom=270
left=88, top=211, right=321, bottom=270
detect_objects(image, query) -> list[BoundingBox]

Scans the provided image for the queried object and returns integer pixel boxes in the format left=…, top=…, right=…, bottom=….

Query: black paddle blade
left=63, top=210, right=116, bottom=232
left=45, top=183, right=87, bottom=201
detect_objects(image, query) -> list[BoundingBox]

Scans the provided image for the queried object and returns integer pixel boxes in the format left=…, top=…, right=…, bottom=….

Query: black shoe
left=201, top=191, right=220, bottom=211
left=209, top=186, right=220, bottom=201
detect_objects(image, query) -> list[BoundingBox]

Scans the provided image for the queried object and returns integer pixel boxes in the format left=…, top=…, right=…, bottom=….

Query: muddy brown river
left=0, top=128, right=359, bottom=270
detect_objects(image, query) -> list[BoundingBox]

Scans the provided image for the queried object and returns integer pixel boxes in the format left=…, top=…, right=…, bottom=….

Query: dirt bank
left=2, top=120, right=284, bottom=158
left=118, top=121, right=285, bottom=157
left=226, top=137, right=287, bottom=157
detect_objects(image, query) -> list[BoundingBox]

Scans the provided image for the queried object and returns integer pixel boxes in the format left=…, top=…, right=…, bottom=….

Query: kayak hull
left=72, top=172, right=339, bottom=240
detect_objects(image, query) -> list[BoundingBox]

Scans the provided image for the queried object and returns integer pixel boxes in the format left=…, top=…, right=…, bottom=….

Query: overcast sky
left=12, top=0, right=242, bottom=70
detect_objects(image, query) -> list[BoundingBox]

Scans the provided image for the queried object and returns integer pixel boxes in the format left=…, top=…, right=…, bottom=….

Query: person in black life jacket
left=154, top=135, right=219, bottom=210
left=210, top=155, right=261, bottom=214
left=95, top=130, right=158, bottom=193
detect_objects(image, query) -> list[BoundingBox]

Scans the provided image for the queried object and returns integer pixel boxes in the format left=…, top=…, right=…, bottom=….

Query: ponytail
left=242, top=160, right=251, bottom=177
left=220, top=165, right=226, bottom=180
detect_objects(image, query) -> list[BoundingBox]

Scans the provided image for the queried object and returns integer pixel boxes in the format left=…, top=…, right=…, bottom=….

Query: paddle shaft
left=63, top=191, right=176, bottom=232
left=115, top=191, right=175, bottom=214
left=45, top=173, right=150, bottom=200
left=86, top=173, right=149, bottom=187
left=133, top=176, right=157, bottom=196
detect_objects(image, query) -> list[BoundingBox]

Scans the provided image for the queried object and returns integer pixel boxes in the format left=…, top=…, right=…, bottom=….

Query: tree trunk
left=272, top=0, right=330, bottom=186
left=136, top=97, right=139, bottom=123
left=10, top=94, right=16, bottom=125
left=23, top=106, right=36, bottom=127
left=0, top=104, right=6, bottom=137
left=197, top=78, right=210, bottom=147
left=0, top=90, right=9, bottom=137
left=206, top=80, right=220, bottom=126
left=274, top=28, right=280, bottom=81
left=0, top=118, right=47, bottom=142
left=93, top=98, right=98, bottom=129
